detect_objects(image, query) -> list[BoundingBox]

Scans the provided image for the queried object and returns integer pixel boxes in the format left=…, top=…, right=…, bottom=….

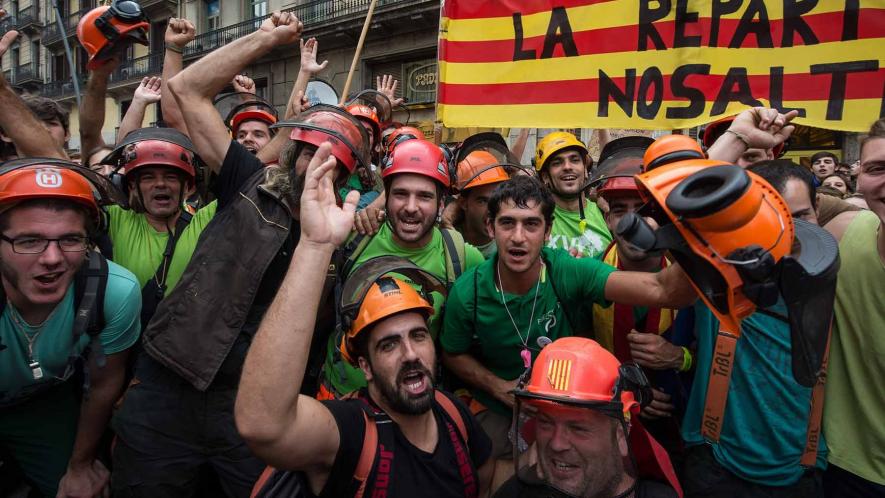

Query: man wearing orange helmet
left=453, top=150, right=511, bottom=257
left=534, top=131, right=611, bottom=259
left=0, top=160, right=140, bottom=497
left=318, top=138, right=484, bottom=399
left=344, top=103, right=384, bottom=209
left=492, top=337, right=680, bottom=498
left=441, top=175, right=697, bottom=458
left=237, top=144, right=495, bottom=497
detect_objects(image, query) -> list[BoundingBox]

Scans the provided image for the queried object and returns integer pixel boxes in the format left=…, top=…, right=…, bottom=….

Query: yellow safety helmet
left=534, top=131, right=588, bottom=172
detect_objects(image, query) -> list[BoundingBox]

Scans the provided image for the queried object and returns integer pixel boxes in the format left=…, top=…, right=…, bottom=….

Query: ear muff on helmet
left=665, top=164, right=751, bottom=218
left=78, top=2, right=149, bottom=70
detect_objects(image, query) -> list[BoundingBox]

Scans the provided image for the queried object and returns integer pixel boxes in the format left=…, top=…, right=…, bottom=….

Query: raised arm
left=706, top=107, right=799, bottom=163
left=256, top=37, right=326, bottom=165
left=167, top=12, right=303, bottom=174
left=79, top=58, right=120, bottom=163
left=116, top=76, right=162, bottom=143
left=236, top=143, right=359, bottom=472
left=0, top=30, right=66, bottom=159
left=160, top=18, right=195, bottom=133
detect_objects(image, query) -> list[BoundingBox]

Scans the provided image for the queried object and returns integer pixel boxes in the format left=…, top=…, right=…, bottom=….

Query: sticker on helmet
left=547, top=358, right=572, bottom=391
left=35, top=169, right=63, bottom=188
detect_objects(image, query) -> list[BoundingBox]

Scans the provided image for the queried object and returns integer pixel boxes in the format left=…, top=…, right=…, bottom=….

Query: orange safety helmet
left=77, top=2, right=149, bottom=70
left=514, top=337, right=649, bottom=418
left=0, top=164, right=100, bottom=221
left=382, top=139, right=451, bottom=189
left=347, top=104, right=382, bottom=145
left=642, top=134, right=705, bottom=172
left=456, top=151, right=509, bottom=191
left=621, top=159, right=795, bottom=333
left=339, top=276, right=434, bottom=365
left=385, top=126, right=424, bottom=158
left=276, top=104, right=372, bottom=174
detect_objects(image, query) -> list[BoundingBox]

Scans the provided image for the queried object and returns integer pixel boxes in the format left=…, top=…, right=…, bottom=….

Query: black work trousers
left=111, top=355, right=265, bottom=498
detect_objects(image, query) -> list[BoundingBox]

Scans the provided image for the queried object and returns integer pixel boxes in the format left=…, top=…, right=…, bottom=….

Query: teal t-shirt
left=107, top=202, right=217, bottom=295
left=0, top=260, right=142, bottom=406
left=323, top=222, right=485, bottom=396
left=440, top=247, right=616, bottom=416
left=547, top=201, right=611, bottom=259
left=682, top=301, right=828, bottom=485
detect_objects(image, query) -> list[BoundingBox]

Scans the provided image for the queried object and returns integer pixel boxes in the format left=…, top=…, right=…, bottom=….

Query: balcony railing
left=15, top=4, right=40, bottom=29
left=42, top=9, right=85, bottom=45
left=185, top=0, right=429, bottom=58
left=41, top=75, right=87, bottom=99
left=109, top=52, right=164, bottom=83
left=11, top=62, right=41, bottom=84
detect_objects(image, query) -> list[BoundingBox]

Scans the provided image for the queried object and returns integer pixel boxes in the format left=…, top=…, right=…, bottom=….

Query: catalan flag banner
left=437, top=0, right=885, bottom=132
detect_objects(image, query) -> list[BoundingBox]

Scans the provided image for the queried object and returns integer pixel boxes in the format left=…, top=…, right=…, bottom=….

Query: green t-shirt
left=440, top=247, right=616, bottom=416
left=323, top=222, right=485, bottom=396
left=107, top=202, right=217, bottom=295
left=547, top=201, right=611, bottom=259
left=0, top=260, right=141, bottom=406
left=825, top=211, right=885, bottom=484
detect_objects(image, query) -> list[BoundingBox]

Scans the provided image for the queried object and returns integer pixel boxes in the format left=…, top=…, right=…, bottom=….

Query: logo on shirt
left=35, top=169, right=63, bottom=188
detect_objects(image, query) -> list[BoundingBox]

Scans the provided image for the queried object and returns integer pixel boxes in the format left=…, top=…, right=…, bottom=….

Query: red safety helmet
left=347, top=104, right=382, bottom=145
left=77, top=3, right=149, bottom=70
left=231, top=110, right=277, bottom=134
left=0, top=164, right=100, bottom=222
left=121, top=140, right=197, bottom=187
left=382, top=139, right=451, bottom=189
left=280, top=105, right=371, bottom=174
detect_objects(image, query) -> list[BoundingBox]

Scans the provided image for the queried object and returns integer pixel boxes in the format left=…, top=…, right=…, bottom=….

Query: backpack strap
left=440, top=228, right=465, bottom=285
left=353, top=409, right=378, bottom=498
left=341, top=233, right=371, bottom=278
left=71, top=251, right=110, bottom=395
left=434, top=390, right=468, bottom=444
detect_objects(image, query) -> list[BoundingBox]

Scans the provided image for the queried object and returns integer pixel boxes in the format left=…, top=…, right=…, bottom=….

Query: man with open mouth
left=0, top=159, right=141, bottom=498
left=237, top=143, right=495, bottom=498
left=317, top=137, right=485, bottom=400
left=493, top=337, right=681, bottom=498
left=534, top=131, right=611, bottom=259
left=441, top=175, right=697, bottom=459
left=100, top=128, right=217, bottom=329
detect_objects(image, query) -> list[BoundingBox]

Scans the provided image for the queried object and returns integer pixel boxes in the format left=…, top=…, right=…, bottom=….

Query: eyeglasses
left=0, top=234, right=90, bottom=254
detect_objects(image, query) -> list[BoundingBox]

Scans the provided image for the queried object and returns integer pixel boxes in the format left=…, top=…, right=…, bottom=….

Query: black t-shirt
left=317, top=392, right=493, bottom=498
left=492, top=471, right=678, bottom=498
left=213, top=141, right=301, bottom=385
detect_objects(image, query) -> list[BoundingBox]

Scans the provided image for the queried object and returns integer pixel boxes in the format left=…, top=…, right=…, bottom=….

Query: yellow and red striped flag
left=438, top=0, right=885, bottom=132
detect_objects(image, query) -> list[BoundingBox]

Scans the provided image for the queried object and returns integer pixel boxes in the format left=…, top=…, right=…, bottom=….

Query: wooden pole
left=339, top=0, right=379, bottom=105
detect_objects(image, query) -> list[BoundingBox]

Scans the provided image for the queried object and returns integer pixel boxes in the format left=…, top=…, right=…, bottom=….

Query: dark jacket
left=142, top=168, right=296, bottom=391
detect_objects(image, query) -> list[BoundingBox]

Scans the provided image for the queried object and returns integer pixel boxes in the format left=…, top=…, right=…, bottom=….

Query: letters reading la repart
left=510, top=0, right=882, bottom=122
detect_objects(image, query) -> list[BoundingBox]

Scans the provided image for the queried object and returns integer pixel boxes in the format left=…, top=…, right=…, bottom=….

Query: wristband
left=165, top=44, right=183, bottom=54
left=679, top=347, right=693, bottom=372
left=724, top=129, right=751, bottom=148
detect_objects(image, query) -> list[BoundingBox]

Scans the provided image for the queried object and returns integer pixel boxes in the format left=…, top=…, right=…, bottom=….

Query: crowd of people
left=0, top=7, right=883, bottom=498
